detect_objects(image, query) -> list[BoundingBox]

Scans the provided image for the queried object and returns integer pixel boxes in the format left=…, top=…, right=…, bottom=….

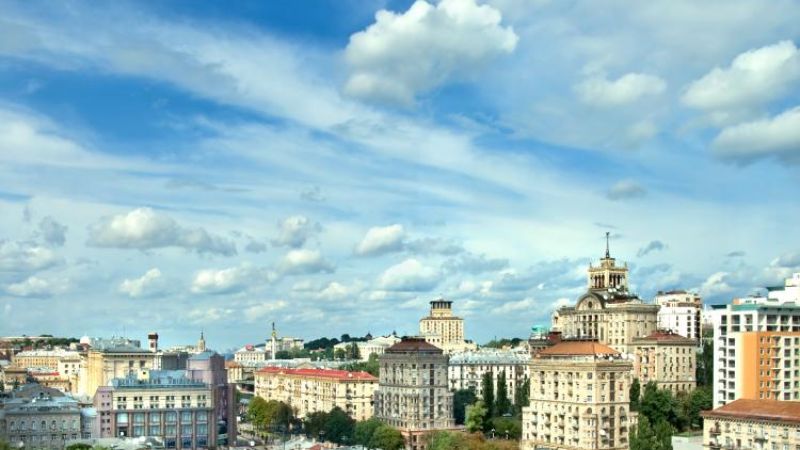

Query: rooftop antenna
left=605, top=231, right=611, bottom=258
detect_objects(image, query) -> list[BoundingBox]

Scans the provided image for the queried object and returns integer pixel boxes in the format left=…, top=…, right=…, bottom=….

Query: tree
left=481, top=372, right=495, bottom=418
left=490, top=416, right=522, bottom=440
left=630, top=415, right=671, bottom=450
left=322, top=407, right=355, bottom=444
left=630, top=378, right=641, bottom=411
left=349, top=342, right=361, bottom=360
left=465, top=400, right=488, bottom=433
left=0, top=440, right=12, bottom=450
left=453, top=388, right=477, bottom=425
left=653, top=418, right=674, bottom=450
left=303, top=411, right=328, bottom=438
left=427, top=431, right=465, bottom=450
left=513, top=376, right=529, bottom=415
left=369, top=425, right=404, bottom=450
left=354, top=418, right=383, bottom=447
left=696, top=340, right=713, bottom=387
left=495, top=370, right=511, bottom=416
left=0, top=380, right=4, bottom=393
left=640, top=382, right=677, bottom=427
left=248, top=396, right=269, bottom=436
left=274, top=350, right=291, bottom=359
left=66, top=444, right=92, bottom=450
left=334, top=348, right=347, bottom=360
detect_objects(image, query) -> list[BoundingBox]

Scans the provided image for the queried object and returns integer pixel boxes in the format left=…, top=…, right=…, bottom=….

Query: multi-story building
left=729, top=331, right=800, bottom=403
left=552, top=240, right=659, bottom=354
left=254, top=367, right=378, bottom=421
left=374, top=337, right=455, bottom=450
left=0, top=393, right=83, bottom=449
left=419, top=299, right=477, bottom=354
left=11, top=349, right=81, bottom=371
left=711, top=273, right=800, bottom=407
left=233, top=345, right=269, bottom=363
left=448, top=350, right=530, bottom=403
left=186, top=351, right=237, bottom=444
left=655, top=290, right=703, bottom=344
left=94, top=371, right=216, bottom=449
left=83, top=343, right=156, bottom=397
left=702, top=399, right=800, bottom=450
left=630, top=330, right=696, bottom=394
left=333, top=334, right=402, bottom=362
left=521, top=340, right=633, bottom=450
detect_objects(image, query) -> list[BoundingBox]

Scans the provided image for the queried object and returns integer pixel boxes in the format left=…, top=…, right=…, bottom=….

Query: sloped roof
left=385, top=337, right=443, bottom=354
left=256, top=367, right=377, bottom=381
left=537, top=340, right=618, bottom=357
left=703, top=399, right=800, bottom=424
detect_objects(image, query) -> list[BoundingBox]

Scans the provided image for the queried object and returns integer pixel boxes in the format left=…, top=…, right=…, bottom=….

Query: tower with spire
left=587, top=231, right=629, bottom=292
left=197, top=331, right=206, bottom=352
left=269, top=322, right=278, bottom=360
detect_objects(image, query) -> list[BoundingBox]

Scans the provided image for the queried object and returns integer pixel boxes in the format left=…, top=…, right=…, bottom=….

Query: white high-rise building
left=654, top=290, right=702, bottom=343
left=712, top=273, right=800, bottom=408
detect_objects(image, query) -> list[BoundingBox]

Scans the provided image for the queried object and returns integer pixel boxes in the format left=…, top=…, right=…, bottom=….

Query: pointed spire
left=605, top=231, right=611, bottom=258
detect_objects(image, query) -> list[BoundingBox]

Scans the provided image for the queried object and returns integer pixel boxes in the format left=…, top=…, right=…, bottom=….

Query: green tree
left=349, top=342, right=361, bottom=360
left=66, top=444, right=92, bottom=450
left=683, top=386, right=712, bottom=430
left=465, top=400, right=488, bottom=433
left=427, top=431, right=465, bottom=450
left=630, top=378, right=641, bottom=411
left=453, top=388, right=477, bottom=425
left=322, top=407, right=355, bottom=444
left=354, top=418, right=383, bottom=447
left=0, top=440, right=12, bottom=450
left=490, top=416, right=522, bottom=440
left=513, top=376, right=529, bottom=415
left=247, top=396, right=269, bottom=436
left=334, top=348, right=347, bottom=360
left=303, top=411, right=328, bottom=438
left=654, top=419, right=674, bottom=450
left=696, top=340, right=713, bottom=387
left=274, top=350, right=291, bottom=359
left=369, top=425, right=404, bottom=450
left=630, top=415, right=671, bottom=450
left=495, top=370, right=511, bottom=416
left=640, top=382, right=677, bottom=427
left=0, top=380, right=4, bottom=393
left=481, top=372, right=495, bottom=418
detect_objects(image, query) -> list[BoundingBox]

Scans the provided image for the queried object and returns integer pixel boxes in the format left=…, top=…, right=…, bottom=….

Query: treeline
left=457, top=371, right=530, bottom=441
left=481, top=338, right=524, bottom=349
left=427, top=431, right=518, bottom=450
left=304, top=334, right=372, bottom=351
left=629, top=380, right=712, bottom=449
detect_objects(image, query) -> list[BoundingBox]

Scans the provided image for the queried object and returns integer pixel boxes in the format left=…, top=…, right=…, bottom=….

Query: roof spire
left=605, top=231, right=611, bottom=258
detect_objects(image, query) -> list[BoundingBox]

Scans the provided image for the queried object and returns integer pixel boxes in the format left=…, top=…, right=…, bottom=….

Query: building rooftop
left=110, top=371, right=207, bottom=389
left=633, top=330, right=695, bottom=343
left=537, top=340, right=619, bottom=357
left=385, top=337, right=444, bottom=354
left=256, top=367, right=377, bottom=381
left=449, top=350, right=530, bottom=365
left=703, top=399, right=800, bottom=424
left=13, top=349, right=80, bottom=357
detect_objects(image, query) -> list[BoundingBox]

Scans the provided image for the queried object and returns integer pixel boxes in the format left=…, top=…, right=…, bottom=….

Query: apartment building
left=521, top=340, right=633, bottom=450
left=374, top=337, right=455, bottom=450
left=83, top=344, right=156, bottom=397
left=631, top=329, right=697, bottom=394
left=254, top=367, right=377, bottom=421
left=0, top=394, right=83, bottom=449
left=11, top=349, right=81, bottom=371
left=702, top=399, right=800, bottom=450
left=419, top=299, right=477, bottom=354
left=655, top=290, right=703, bottom=344
left=712, top=273, right=800, bottom=407
left=448, top=350, right=530, bottom=403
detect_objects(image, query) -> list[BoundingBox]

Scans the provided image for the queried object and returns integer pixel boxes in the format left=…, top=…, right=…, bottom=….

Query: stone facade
left=84, top=345, right=156, bottom=397
left=447, top=350, right=530, bottom=403
left=702, top=399, right=800, bottom=450
left=521, top=341, right=633, bottom=450
left=655, top=290, right=703, bottom=344
left=631, top=330, right=697, bottom=394
left=254, top=368, right=378, bottom=421
left=0, top=394, right=83, bottom=449
left=419, top=299, right=476, bottom=354
left=374, top=337, right=455, bottom=450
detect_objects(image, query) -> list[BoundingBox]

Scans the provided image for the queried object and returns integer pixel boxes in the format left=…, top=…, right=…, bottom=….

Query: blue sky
left=1, top=0, right=799, bottom=350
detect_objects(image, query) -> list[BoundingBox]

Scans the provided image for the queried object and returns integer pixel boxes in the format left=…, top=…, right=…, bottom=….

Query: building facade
left=233, top=345, right=269, bottom=363
left=10, top=349, right=81, bottom=371
left=83, top=345, right=156, bottom=397
left=630, top=330, right=696, bottom=394
left=702, top=399, right=800, bottom=450
left=655, top=290, right=703, bottom=344
left=374, top=337, right=455, bottom=450
left=254, top=368, right=378, bottom=421
left=712, top=273, right=800, bottom=407
left=0, top=394, right=83, bottom=449
left=419, top=299, right=476, bottom=354
left=447, top=350, right=530, bottom=403
left=521, top=340, right=633, bottom=450
left=333, top=335, right=402, bottom=362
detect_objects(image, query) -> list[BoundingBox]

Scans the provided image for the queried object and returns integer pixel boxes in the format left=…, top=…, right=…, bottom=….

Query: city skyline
left=1, top=0, right=799, bottom=349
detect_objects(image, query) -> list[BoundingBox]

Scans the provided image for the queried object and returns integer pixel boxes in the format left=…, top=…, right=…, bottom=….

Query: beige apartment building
left=521, top=340, right=633, bottom=450
left=702, top=399, right=800, bottom=450
left=254, top=368, right=378, bottom=421
left=631, top=330, right=697, bottom=394
left=419, top=299, right=476, bottom=354
left=374, top=337, right=455, bottom=450
left=11, top=349, right=81, bottom=371
left=552, top=241, right=659, bottom=354
left=84, top=345, right=155, bottom=396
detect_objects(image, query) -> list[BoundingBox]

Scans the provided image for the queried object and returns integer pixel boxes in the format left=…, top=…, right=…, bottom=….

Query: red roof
left=703, top=399, right=800, bottom=424
left=634, top=330, right=695, bottom=342
left=256, top=367, right=377, bottom=381
left=537, top=340, right=619, bottom=357
left=385, top=337, right=443, bottom=354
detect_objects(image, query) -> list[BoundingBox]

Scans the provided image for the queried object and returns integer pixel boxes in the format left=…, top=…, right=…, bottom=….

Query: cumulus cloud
left=279, top=249, right=335, bottom=275
left=378, top=258, right=441, bottom=291
left=191, top=264, right=274, bottom=295
left=6, top=276, right=68, bottom=298
left=637, top=240, right=666, bottom=257
left=606, top=179, right=646, bottom=200
left=271, top=215, right=321, bottom=248
left=355, top=224, right=405, bottom=256
left=0, top=240, right=62, bottom=273
left=87, top=207, right=236, bottom=256
left=683, top=41, right=800, bottom=114
left=443, top=253, right=508, bottom=274
left=37, top=216, right=67, bottom=247
left=712, top=107, right=800, bottom=164
left=244, top=300, right=289, bottom=322
left=344, top=0, right=518, bottom=105
left=316, top=281, right=366, bottom=302
left=244, top=239, right=267, bottom=254
left=575, top=73, right=666, bottom=106
left=119, top=268, right=166, bottom=298
left=493, top=297, right=538, bottom=315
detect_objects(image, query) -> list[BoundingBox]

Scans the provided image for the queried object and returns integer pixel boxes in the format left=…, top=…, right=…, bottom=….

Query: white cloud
left=606, top=179, right=647, bottom=201
left=87, top=207, right=236, bottom=256
left=271, top=215, right=321, bottom=248
left=443, top=253, right=508, bottom=274
left=0, top=240, right=63, bottom=273
left=355, top=224, right=405, bottom=256
left=493, top=297, right=537, bottom=315
left=6, top=276, right=68, bottom=298
left=37, top=216, right=67, bottom=247
left=575, top=73, right=666, bottom=106
left=188, top=307, right=235, bottom=324
left=119, top=268, right=165, bottom=298
left=191, top=264, right=273, bottom=295
left=244, top=300, right=289, bottom=322
left=344, top=0, right=518, bottom=105
left=316, top=281, right=366, bottom=302
left=279, top=249, right=335, bottom=275
left=712, top=107, right=800, bottom=164
left=683, top=41, right=800, bottom=113
left=378, top=258, right=441, bottom=291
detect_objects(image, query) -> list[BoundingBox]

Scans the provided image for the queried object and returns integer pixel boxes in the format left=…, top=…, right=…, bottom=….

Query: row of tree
left=456, top=371, right=530, bottom=440
left=628, top=380, right=713, bottom=449
left=427, top=431, right=519, bottom=450
left=305, top=408, right=404, bottom=449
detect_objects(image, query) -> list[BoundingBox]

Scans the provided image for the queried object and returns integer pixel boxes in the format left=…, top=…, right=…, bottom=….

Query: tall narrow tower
left=587, top=232, right=629, bottom=292
left=270, top=322, right=278, bottom=360
left=197, top=331, right=207, bottom=352
left=148, top=332, right=159, bottom=353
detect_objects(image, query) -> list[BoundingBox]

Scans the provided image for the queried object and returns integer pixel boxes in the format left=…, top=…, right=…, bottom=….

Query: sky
left=0, top=0, right=799, bottom=350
